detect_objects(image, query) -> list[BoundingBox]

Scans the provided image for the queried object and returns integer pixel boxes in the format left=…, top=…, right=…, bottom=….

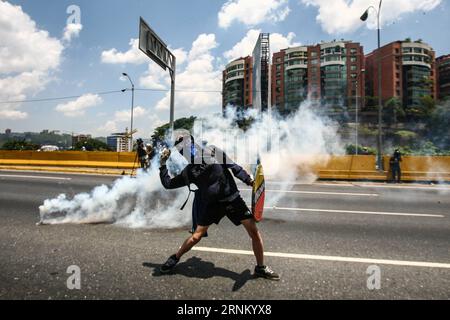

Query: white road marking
left=266, top=181, right=354, bottom=187
left=264, top=206, right=445, bottom=218
left=265, top=181, right=450, bottom=191
left=193, top=247, right=450, bottom=269
left=242, top=189, right=379, bottom=197
left=0, top=174, right=71, bottom=181
left=356, top=184, right=450, bottom=191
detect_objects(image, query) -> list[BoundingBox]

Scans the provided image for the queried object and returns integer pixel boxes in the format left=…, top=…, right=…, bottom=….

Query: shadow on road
left=143, top=256, right=254, bottom=292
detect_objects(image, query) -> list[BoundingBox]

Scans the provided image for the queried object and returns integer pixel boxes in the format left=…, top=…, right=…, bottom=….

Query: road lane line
left=242, top=189, right=379, bottom=197
left=265, top=181, right=450, bottom=191
left=0, top=174, right=71, bottom=181
left=264, top=206, right=445, bottom=218
left=356, top=184, right=450, bottom=191
left=193, top=247, right=450, bottom=269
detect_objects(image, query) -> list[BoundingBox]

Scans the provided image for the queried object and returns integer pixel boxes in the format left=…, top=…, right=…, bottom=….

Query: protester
left=157, top=134, right=280, bottom=280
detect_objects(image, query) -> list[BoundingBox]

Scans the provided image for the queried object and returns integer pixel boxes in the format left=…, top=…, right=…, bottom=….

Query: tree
left=74, top=138, right=112, bottom=151
left=383, top=97, right=405, bottom=127
left=1, top=139, right=39, bottom=150
left=426, top=102, right=450, bottom=150
left=151, top=116, right=197, bottom=144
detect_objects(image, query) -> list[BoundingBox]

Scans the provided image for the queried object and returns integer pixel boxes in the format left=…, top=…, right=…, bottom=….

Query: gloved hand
left=246, top=178, right=255, bottom=187
left=160, top=148, right=171, bottom=166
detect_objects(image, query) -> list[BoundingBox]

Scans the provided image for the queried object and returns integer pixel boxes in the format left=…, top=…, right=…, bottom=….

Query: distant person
left=136, top=138, right=148, bottom=170
left=390, top=149, right=402, bottom=183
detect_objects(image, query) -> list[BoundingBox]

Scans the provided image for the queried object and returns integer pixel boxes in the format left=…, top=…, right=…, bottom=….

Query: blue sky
left=1, top=0, right=449, bottom=137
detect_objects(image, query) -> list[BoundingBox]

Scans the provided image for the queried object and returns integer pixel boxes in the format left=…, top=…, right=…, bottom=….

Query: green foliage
left=345, top=144, right=376, bottom=155
left=394, top=130, right=417, bottom=139
left=1, top=139, right=39, bottom=150
left=74, top=138, right=112, bottom=151
left=383, top=97, right=405, bottom=125
left=151, top=116, right=197, bottom=143
left=426, top=102, right=450, bottom=149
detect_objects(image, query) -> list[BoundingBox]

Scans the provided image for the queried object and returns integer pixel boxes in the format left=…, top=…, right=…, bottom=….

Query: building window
left=276, top=64, right=281, bottom=71
left=351, top=73, right=357, bottom=79
left=311, top=52, right=317, bottom=57
left=350, top=57, right=357, bottom=62
left=351, top=65, right=357, bottom=71
left=350, top=48, right=357, bottom=55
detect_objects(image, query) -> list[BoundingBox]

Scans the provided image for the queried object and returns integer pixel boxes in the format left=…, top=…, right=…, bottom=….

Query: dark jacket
left=159, top=158, right=252, bottom=204
left=159, top=149, right=252, bottom=232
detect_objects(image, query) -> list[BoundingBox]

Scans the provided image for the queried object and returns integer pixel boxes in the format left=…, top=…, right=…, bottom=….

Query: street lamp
left=122, top=73, right=135, bottom=151
left=361, top=0, right=383, bottom=171
left=355, top=68, right=365, bottom=155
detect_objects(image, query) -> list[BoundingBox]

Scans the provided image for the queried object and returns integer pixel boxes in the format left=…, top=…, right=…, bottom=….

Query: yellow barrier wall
left=0, top=151, right=449, bottom=181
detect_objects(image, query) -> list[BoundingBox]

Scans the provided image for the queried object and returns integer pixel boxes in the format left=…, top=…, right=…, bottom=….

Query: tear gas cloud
left=39, top=101, right=343, bottom=228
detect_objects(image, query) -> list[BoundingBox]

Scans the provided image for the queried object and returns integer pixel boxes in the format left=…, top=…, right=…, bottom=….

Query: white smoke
left=38, top=100, right=343, bottom=228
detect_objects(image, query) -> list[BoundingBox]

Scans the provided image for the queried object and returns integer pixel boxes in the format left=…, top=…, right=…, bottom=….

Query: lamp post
left=361, top=0, right=383, bottom=170
left=122, top=73, right=135, bottom=151
left=355, top=68, right=366, bottom=155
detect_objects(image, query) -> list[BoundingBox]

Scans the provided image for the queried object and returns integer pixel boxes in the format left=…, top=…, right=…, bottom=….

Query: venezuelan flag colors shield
left=251, top=162, right=265, bottom=222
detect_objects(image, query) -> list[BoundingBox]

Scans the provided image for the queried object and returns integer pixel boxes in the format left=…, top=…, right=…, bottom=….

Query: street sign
left=138, top=17, right=176, bottom=136
left=139, top=17, right=175, bottom=72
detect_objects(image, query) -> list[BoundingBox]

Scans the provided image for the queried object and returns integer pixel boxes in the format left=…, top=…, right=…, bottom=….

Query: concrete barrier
left=0, top=151, right=449, bottom=182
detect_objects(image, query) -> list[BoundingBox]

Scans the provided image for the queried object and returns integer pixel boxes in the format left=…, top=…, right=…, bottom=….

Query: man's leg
left=241, top=219, right=264, bottom=266
left=160, top=225, right=209, bottom=273
left=175, top=225, right=209, bottom=260
left=241, top=218, right=280, bottom=280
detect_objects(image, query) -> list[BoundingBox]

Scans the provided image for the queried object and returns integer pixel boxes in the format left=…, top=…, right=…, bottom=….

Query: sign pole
left=169, top=62, right=176, bottom=139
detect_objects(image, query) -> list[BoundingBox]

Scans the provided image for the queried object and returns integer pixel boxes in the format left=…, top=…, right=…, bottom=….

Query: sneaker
left=160, top=254, right=179, bottom=274
left=254, top=265, right=280, bottom=281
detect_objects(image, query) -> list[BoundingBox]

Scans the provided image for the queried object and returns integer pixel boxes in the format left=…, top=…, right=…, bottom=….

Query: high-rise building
left=222, top=56, right=253, bottom=111
left=72, top=134, right=92, bottom=145
left=271, top=40, right=365, bottom=115
left=272, top=46, right=308, bottom=114
left=436, top=54, right=450, bottom=100
left=107, top=131, right=131, bottom=152
left=365, top=40, right=436, bottom=109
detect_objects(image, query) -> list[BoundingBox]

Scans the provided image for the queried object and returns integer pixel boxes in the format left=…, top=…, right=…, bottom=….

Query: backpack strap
left=180, top=167, right=193, bottom=210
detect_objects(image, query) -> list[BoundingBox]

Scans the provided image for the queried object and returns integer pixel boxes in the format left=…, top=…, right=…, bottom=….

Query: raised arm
left=159, top=165, right=189, bottom=190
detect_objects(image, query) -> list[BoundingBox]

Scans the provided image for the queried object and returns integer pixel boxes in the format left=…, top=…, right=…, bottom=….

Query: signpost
left=139, top=17, right=176, bottom=135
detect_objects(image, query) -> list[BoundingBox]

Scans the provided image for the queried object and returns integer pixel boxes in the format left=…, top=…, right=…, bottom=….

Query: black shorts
left=198, top=196, right=253, bottom=227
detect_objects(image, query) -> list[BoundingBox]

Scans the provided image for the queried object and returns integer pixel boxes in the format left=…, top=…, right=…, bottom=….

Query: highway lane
left=0, top=170, right=449, bottom=299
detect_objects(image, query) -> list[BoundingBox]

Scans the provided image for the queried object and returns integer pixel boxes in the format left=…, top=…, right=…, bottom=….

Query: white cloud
left=96, top=106, right=163, bottom=136
left=0, top=1, right=64, bottom=120
left=224, top=29, right=300, bottom=62
left=63, top=23, right=83, bottom=42
left=138, top=47, right=188, bottom=89
left=154, top=34, right=222, bottom=113
left=218, top=0, right=290, bottom=29
left=113, top=106, right=148, bottom=122
left=55, top=94, right=103, bottom=117
left=301, top=0, right=442, bottom=34
left=101, top=38, right=148, bottom=65
left=139, top=63, right=170, bottom=90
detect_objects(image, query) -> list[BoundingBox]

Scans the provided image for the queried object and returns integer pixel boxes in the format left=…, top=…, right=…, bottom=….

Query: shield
left=251, top=162, right=265, bottom=222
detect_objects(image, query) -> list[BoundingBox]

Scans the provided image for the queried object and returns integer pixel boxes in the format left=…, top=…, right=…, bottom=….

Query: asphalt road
left=0, top=170, right=449, bottom=300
